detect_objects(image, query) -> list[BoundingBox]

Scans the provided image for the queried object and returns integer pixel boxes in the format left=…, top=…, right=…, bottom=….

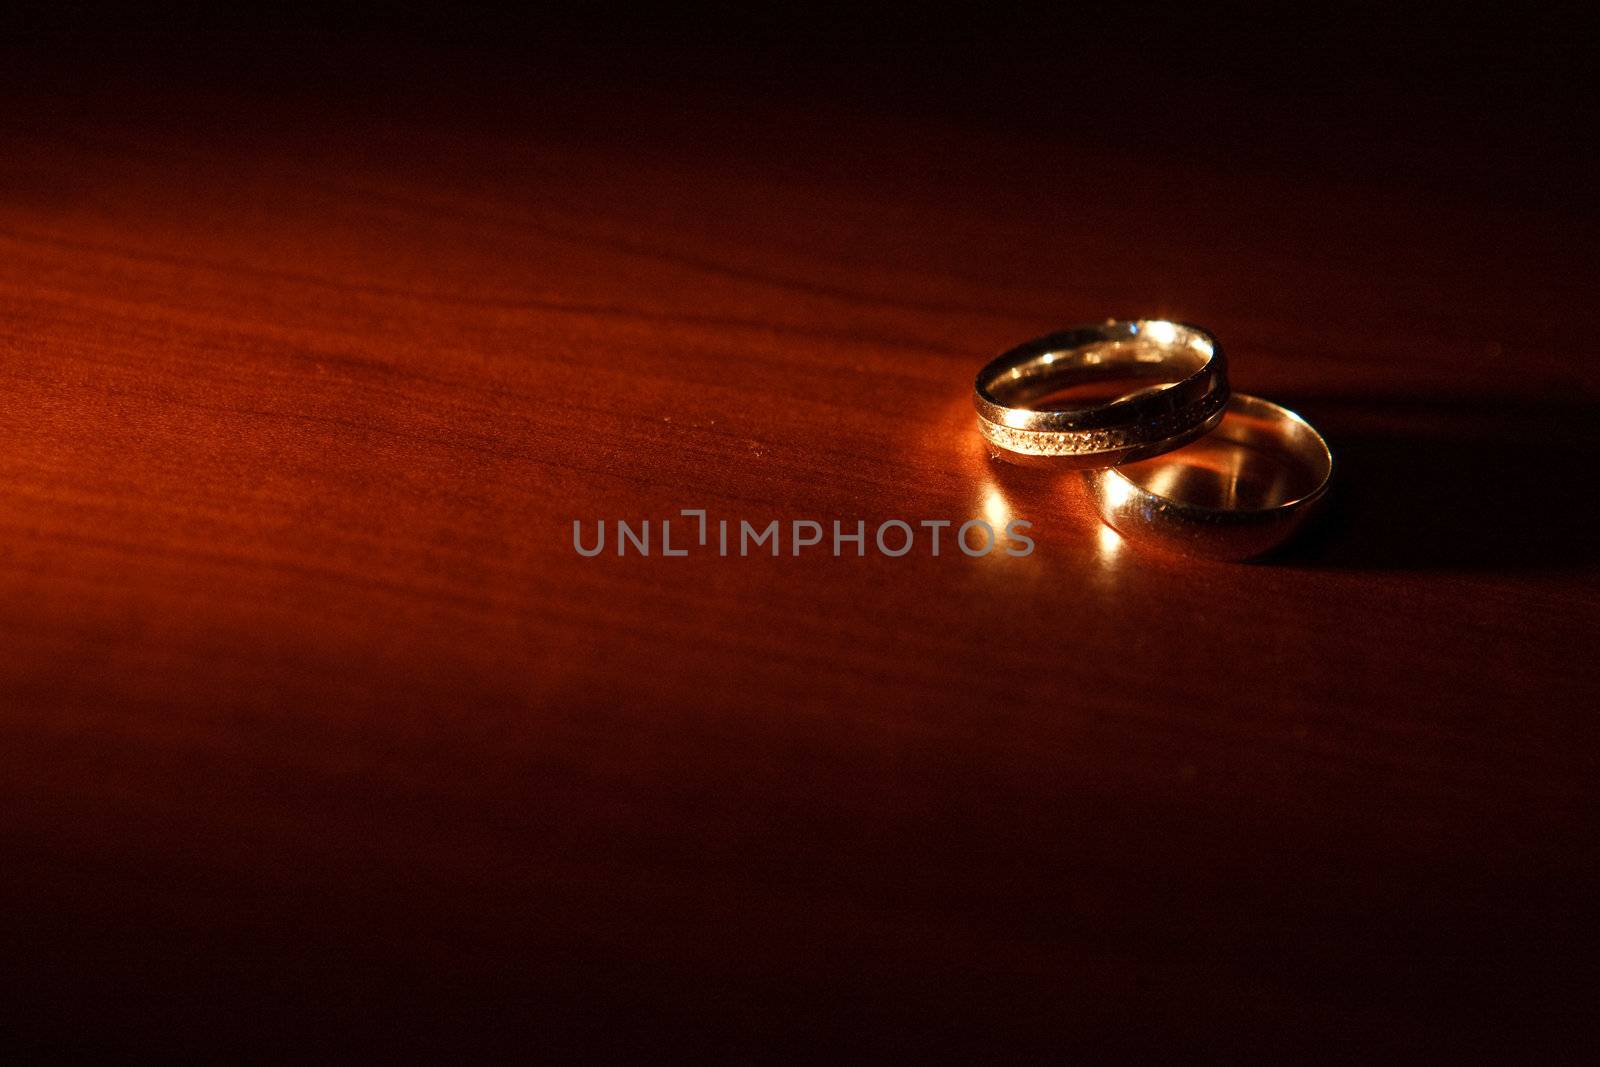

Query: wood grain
left=2, top=86, right=1596, bottom=1057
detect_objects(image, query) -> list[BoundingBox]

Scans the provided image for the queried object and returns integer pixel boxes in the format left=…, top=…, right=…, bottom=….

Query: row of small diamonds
left=979, top=389, right=1226, bottom=456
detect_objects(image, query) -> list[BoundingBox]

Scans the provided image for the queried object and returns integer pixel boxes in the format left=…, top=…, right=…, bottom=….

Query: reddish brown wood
left=2, top=87, right=1596, bottom=1057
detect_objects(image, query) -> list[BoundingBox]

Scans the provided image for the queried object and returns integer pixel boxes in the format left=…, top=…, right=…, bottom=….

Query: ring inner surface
left=1113, top=405, right=1327, bottom=511
left=987, top=330, right=1212, bottom=412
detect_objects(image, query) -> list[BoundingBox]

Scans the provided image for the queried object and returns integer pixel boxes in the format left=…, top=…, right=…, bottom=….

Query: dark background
left=6, top=2, right=1595, bottom=193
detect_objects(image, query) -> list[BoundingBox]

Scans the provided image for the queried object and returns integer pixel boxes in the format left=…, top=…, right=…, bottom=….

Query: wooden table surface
left=2, top=75, right=1596, bottom=1057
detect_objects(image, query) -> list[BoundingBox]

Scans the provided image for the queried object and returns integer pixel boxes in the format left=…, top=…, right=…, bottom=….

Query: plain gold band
left=1082, top=393, right=1333, bottom=561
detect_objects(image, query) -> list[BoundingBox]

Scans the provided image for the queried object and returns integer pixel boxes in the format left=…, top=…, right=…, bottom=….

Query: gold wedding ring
left=1083, top=393, right=1333, bottom=561
left=974, top=320, right=1229, bottom=468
